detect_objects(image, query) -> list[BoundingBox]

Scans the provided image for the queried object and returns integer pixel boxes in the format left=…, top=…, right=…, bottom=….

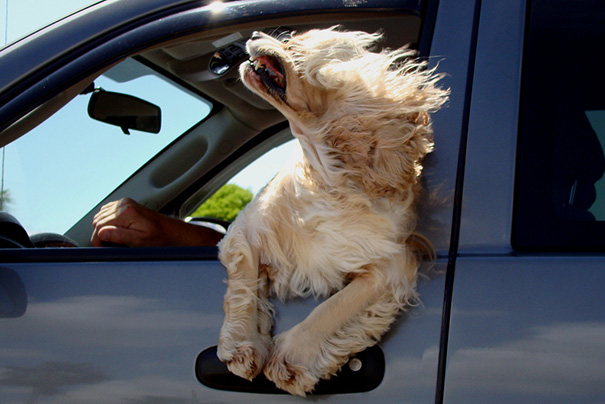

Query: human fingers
left=93, top=198, right=139, bottom=225
left=90, top=226, right=103, bottom=247
left=92, top=200, right=122, bottom=226
left=95, top=225, right=149, bottom=247
left=92, top=199, right=140, bottom=246
left=94, top=198, right=144, bottom=230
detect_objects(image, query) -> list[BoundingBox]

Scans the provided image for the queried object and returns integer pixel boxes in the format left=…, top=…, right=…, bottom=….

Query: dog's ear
left=327, top=113, right=434, bottom=196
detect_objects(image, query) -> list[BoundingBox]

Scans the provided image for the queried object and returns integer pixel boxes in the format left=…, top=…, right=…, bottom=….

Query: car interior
left=0, top=12, right=423, bottom=248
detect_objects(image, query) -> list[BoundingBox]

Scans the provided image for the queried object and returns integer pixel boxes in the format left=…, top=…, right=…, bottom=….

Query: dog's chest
left=256, top=196, right=404, bottom=299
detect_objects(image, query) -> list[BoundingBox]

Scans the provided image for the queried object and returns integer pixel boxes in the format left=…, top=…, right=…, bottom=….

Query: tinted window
left=514, top=0, right=605, bottom=250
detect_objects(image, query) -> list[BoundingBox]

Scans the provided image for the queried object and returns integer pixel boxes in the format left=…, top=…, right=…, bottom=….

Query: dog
left=216, top=27, right=448, bottom=396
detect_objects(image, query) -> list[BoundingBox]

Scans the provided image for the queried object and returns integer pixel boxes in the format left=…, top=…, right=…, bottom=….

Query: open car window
left=0, top=58, right=212, bottom=235
left=227, top=139, right=297, bottom=195
left=187, top=138, right=298, bottom=224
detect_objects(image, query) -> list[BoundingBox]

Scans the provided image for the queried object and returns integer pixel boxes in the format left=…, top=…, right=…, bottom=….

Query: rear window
left=514, top=0, right=605, bottom=250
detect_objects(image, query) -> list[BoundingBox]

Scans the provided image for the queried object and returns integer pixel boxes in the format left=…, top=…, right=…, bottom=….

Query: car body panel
left=0, top=258, right=448, bottom=403
left=418, top=0, right=476, bottom=253
left=458, top=0, right=526, bottom=254
left=445, top=257, right=605, bottom=404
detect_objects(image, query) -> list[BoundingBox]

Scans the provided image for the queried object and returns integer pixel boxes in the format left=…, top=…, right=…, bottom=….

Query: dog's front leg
left=217, top=225, right=273, bottom=380
left=264, top=262, right=414, bottom=396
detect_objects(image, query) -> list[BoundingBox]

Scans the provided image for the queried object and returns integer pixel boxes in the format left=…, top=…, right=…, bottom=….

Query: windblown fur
left=217, top=27, right=448, bottom=396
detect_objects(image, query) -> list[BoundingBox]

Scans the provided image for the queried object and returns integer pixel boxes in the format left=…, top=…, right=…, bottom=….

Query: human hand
left=91, top=198, right=171, bottom=247
left=91, top=198, right=225, bottom=247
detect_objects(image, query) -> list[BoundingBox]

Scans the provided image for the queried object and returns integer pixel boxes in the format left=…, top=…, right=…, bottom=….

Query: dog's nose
left=250, top=31, right=263, bottom=41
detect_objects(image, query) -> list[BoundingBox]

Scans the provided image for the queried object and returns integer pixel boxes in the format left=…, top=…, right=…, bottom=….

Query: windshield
left=0, top=58, right=212, bottom=234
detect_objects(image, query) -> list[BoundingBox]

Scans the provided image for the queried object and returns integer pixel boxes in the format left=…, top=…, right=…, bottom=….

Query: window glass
left=0, top=58, right=212, bottom=234
left=514, top=0, right=605, bottom=250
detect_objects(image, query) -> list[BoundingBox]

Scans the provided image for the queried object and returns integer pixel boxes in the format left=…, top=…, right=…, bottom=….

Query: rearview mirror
left=88, top=90, right=161, bottom=134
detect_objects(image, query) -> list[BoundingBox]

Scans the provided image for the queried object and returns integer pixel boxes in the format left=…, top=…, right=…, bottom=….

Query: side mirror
left=88, top=90, right=161, bottom=134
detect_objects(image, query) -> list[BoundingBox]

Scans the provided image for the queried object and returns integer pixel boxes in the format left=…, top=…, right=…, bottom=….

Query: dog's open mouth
left=248, top=54, right=287, bottom=101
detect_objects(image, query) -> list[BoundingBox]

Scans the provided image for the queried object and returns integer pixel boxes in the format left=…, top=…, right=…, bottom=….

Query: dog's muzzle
left=247, top=53, right=287, bottom=101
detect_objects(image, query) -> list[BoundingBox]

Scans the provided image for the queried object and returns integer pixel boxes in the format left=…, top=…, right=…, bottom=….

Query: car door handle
left=195, top=344, right=385, bottom=395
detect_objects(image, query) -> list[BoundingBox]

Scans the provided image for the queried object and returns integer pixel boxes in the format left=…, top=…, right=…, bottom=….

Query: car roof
left=0, top=0, right=422, bottom=89
left=0, top=0, right=423, bottom=136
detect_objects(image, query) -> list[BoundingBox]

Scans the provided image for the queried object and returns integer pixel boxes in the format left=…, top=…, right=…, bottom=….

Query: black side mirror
left=88, top=90, right=161, bottom=134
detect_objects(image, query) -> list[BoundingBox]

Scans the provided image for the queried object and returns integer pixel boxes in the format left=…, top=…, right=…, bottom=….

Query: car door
left=443, top=1, right=605, bottom=403
left=0, top=0, right=486, bottom=402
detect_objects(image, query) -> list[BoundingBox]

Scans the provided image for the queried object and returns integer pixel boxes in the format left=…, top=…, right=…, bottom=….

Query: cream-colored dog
left=217, top=27, right=448, bottom=396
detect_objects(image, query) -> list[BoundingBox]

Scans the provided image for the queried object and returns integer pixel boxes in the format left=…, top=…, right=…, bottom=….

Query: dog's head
left=240, top=27, right=449, bottom=196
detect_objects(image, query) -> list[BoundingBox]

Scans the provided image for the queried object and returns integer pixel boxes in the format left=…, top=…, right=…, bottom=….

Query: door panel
left=445, top=257, right=605, bottom=404
left=1, top=261, right=225, bottom=403
left=1, top=259, right=447, bottom=403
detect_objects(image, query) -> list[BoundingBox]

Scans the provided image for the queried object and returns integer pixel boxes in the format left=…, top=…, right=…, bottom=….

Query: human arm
left=91, top=198, right=224, bottom=247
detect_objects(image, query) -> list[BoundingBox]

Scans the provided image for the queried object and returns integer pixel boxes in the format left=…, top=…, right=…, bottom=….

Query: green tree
left=191, top=184, right=253, bottom=222
left=0, top=189, right=12, bottom=212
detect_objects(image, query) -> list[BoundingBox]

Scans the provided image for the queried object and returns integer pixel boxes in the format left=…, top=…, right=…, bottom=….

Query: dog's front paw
left=217, top=332, right=272, bottom=381
left=264, top=348, right=318, bottom=396
left=222, top=342, right=268, bottom=380
left=263, top=330, right=325, bottom=396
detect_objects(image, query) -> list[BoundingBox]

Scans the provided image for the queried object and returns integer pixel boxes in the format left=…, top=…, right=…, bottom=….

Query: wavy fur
left=217, top=27, right=448, bottom=396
